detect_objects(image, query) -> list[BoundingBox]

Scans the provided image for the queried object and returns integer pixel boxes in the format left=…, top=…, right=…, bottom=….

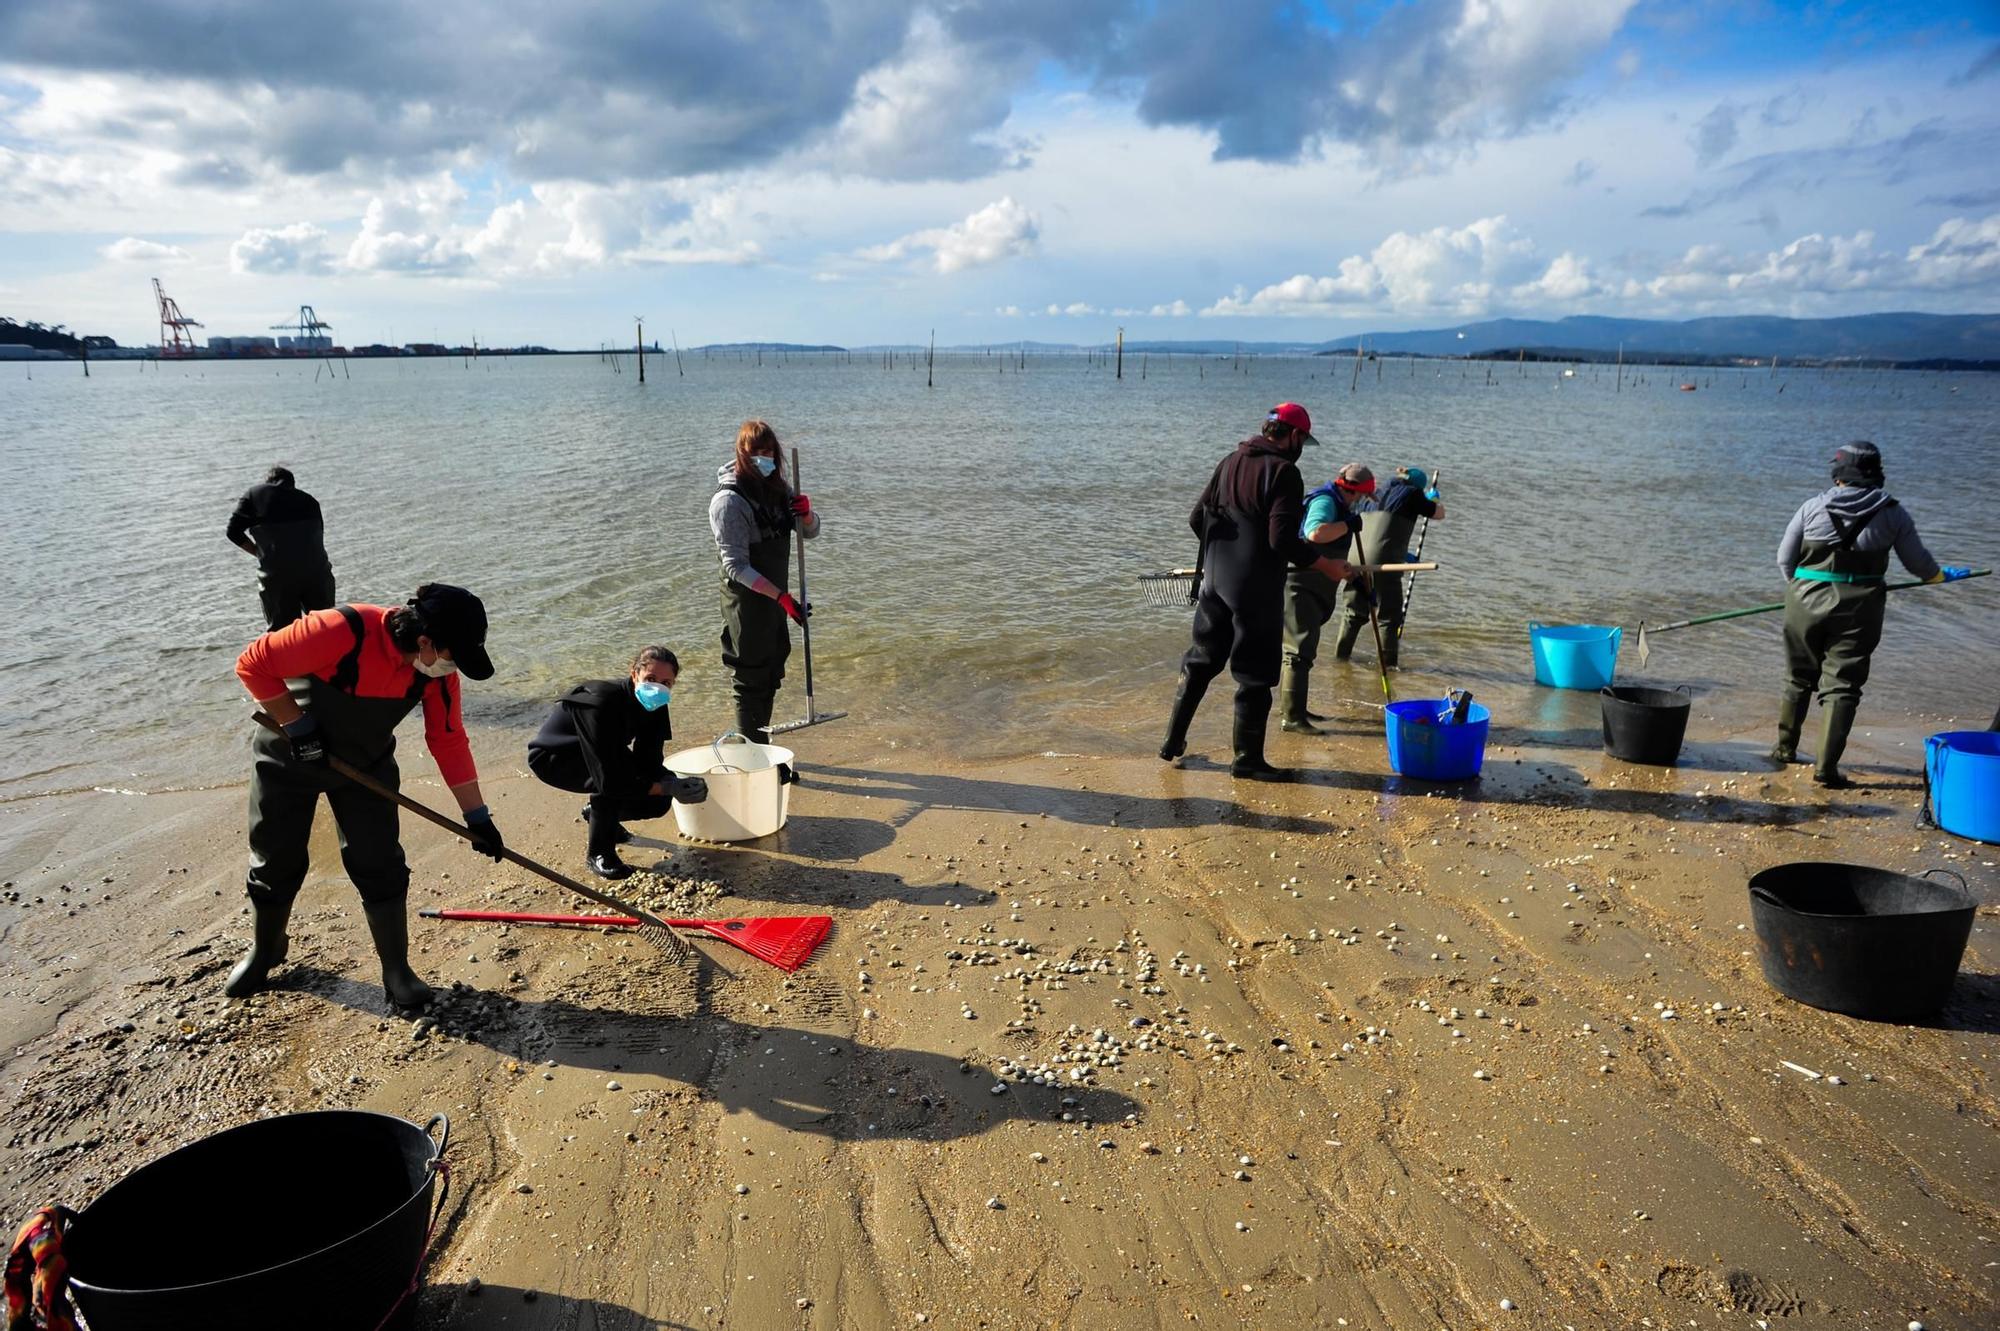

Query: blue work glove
left=464, top=805, right=505, bottom=861
left=1941, top=565, right=1972, bottom=582
left=669, top=775, right=709, bottom=805
left=1424, top=486, right=1440, bottom=502
left=282, top=713, right=326, bottom=766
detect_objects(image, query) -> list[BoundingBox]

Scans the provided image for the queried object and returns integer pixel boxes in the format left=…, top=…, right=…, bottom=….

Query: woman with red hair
left=708, top=420, right=819, bottom=743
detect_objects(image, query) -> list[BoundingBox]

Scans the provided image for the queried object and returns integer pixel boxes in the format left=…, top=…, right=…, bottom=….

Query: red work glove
left=777, top=592, right=810, bottom=625
left=790, top=493, right=812, bottom=518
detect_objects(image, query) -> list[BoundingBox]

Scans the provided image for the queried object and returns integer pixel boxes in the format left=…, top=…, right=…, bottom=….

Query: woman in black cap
left=1773, top=441, right=1965, bottom=787
left=230, top=583, right=503, bottom=1005
left=528, top=645, right=709, bottom=880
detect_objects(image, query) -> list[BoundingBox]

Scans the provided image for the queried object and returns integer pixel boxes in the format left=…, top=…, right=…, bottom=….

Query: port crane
left=272, top=305, right=333, bottom=344
left=152, top=278, right=202, bottom=357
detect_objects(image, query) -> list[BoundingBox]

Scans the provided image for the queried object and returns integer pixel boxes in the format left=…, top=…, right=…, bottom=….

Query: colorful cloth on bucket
left=5, top=1206, right=77, bottom=1331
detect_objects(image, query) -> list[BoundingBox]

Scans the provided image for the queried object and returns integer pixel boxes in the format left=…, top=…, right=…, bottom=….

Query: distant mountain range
left=953, top=313, right=2000, bottom=364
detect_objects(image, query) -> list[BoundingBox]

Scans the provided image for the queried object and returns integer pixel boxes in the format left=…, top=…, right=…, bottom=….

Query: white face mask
left=413, top=650, right=458, bottom=678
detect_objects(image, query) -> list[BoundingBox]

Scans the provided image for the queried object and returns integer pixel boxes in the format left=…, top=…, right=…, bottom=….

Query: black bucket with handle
left=62, top=1110, right=448, bottom=1331
left=1748, top=863, right=1974, bottom=1021
left=1600, top=685, right=1691, bottom=765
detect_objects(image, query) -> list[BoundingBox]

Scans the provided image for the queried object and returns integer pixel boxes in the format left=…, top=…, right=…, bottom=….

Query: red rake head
left=686, top=916, right=833, bottom=973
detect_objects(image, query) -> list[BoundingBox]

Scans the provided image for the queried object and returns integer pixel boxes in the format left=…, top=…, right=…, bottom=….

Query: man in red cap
left=1161, top=404, right=1358, bottom=780
left=227, top=583, right=504, bottom=1006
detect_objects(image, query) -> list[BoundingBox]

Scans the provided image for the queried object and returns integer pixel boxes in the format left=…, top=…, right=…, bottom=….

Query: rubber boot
left=580, top=804, right=633, bottom=845
left=1769, top=686, right=1809, bottom=766
left=224, top=895, right=293, bottom=998
left=1231, top=688, right=1292, bottom=782
left=1378, top=629, right=1401, bottom=671
left=1813, top=697, right=1860, bottom=789
left=361, top=900, right=433, bottom=1008
left=1159, top=671, right=1210, bottom=765
left=586, top=803, right=633, bottom=880
left=734, top=693, right=774, bottom=746
left=1333, top=615, right=1364, bottom=662
left=1278, top=662, right=1324, bottom=735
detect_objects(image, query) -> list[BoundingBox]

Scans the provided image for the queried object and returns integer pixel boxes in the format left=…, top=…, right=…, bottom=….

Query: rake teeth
left=640, top=921, right=700, bottom=966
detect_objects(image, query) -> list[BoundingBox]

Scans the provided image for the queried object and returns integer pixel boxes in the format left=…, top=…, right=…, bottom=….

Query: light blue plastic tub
left=1384, top=699, right=1490, bottom=781
left=1926, top=731, right=2000, bottom=844
left=1530, top=622, right=1622, bottom=690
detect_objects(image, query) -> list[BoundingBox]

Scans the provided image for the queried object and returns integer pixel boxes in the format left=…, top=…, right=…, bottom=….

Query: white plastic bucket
left=663, top=733, right=798, bottom=841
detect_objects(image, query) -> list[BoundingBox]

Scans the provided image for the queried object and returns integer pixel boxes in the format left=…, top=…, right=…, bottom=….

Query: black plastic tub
left=64, top=1111, right=448, bottom=1331
left=1749, top=863, right=1974, bottom=1021
left=1600, top=685, right=1691, bottom=765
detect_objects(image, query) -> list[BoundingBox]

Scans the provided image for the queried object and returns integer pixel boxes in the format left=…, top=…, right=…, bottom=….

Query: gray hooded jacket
left=1776, top=485, right=1937, bottom=581
left=708, top=459, right=819, bottom=588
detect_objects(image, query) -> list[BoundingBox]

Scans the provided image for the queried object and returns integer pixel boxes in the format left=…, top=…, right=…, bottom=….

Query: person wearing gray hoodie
left=1772, top=440, right=1955, bottom=787
left=708, top=419, right=820, bottom=743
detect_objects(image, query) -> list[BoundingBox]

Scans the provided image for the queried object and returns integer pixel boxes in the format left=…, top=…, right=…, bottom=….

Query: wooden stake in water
left=636, top=317, right=645, bottom=384
left=1116, top=326, right=1124, bottom=380
left=927, top=329, right=934, bottom=389
left=1350, top=335, right=1363, bottom=393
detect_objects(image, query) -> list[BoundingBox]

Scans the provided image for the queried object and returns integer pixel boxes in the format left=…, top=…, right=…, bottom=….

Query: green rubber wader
left=1782, top=544, right=1888, bottom=709
left=1338, top=509, right=1418, bottom=657
left=720, top=525, right=793, bottom=740
left=1282, top=566, right=1345, bottom=670
left=246, top=664, right=429, bottom=907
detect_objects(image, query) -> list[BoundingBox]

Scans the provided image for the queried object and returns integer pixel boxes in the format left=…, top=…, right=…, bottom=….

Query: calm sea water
left=1, top=351, right=1994, bottom=800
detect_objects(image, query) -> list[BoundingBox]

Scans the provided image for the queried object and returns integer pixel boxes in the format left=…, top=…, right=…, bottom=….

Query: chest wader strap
left=1792, top=568, right=1884, bottom=585
left=328, top=604, right=367, bottom=691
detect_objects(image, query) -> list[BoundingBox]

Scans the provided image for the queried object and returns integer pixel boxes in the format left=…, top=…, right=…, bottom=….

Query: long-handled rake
left=1635, top=569, right=1990, bottom=667
left=420, top=908, right=832, bottom=973
left=1138, top=561, right=1433, bottom=609
left=769, top=445, right=847, bottom=737
left=1398, top=465, right=1441, bottom=636
left=253, top=712, right=705, bottom=967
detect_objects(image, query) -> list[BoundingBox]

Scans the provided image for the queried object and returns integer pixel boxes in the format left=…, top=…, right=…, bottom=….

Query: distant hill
left=693, top=341, right=846, bottom=353
left=1329, top=313, right=2000, bottom=362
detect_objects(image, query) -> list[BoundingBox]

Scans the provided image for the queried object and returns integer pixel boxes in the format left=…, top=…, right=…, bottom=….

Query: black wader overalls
left=1778, top=505, right=1893, bottom=780
left=718, top=484, right=795, bottom=744
left=1163, top=456, right=1291, bottom=773
left=246, top=606, right=434, bottom=907
left=246, top=506, right=335, bottom=631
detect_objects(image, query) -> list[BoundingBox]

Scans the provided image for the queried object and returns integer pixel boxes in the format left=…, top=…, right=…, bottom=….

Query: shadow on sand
left=286, top=966, right=1142, bottom=1144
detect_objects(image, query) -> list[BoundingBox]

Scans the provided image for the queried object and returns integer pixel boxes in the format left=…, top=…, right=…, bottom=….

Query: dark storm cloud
left=0, top=0, right=1638, bottom=181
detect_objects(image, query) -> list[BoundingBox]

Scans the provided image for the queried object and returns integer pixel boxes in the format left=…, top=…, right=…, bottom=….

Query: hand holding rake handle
left=251, top=711, right=704, bottom=967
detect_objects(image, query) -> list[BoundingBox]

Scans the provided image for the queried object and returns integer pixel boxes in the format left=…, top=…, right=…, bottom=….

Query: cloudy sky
left=2, top=0, right=1996, bottom=348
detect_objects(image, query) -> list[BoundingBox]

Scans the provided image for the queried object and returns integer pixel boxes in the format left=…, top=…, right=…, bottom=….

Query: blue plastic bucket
left=1926, top=731, right=2000, bottom=844
left=1530, top=622, right=1622, bottom=690
left=1384, top=700, right=1490, bottom=781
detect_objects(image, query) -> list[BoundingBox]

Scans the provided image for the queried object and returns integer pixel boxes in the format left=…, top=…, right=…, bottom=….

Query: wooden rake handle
left=250, top=712, right=700, bottom=964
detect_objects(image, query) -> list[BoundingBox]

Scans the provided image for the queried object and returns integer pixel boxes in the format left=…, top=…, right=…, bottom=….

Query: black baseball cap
left=410, top=583, right=493, bottom=680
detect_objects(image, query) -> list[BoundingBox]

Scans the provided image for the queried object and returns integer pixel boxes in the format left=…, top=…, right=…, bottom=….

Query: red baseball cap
left=1267, top=402, right=1319, bottom=446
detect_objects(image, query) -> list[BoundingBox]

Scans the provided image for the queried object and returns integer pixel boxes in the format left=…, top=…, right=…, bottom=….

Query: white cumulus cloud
left=859, top=197, right=1039, bottom=274
left=229, top=222, right=332, bottom=275
left=1205, top=216, right=1537, bottom=316
left=103, top=236, right=190, bottom=263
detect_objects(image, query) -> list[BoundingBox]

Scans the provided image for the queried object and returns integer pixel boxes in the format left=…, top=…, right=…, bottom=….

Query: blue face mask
left=633, top=681, right=671, bottom=711
left=750, top=455, right=777, bottom=478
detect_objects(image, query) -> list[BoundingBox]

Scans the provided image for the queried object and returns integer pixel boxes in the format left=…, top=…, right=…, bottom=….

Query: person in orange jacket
left=229, top=583, right=500, bottom=1006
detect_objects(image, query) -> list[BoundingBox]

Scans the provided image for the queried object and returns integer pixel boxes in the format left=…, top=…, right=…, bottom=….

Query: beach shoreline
left=2, top=711, right=1994, bottom=1329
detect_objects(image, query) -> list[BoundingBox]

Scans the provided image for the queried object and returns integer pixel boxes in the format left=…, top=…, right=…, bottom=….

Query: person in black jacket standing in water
left=1161, top=404, right=1358, bottom=781
left=529, top=646, right=710, bottom=879
left=226, top=465, right=335, bottom=630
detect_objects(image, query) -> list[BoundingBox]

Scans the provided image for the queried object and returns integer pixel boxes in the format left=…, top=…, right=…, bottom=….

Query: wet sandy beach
left=2, top=705, right=1995, bottom=1329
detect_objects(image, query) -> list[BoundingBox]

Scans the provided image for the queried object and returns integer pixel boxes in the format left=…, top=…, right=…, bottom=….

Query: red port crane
left=152, top=278, right=202, bottom=357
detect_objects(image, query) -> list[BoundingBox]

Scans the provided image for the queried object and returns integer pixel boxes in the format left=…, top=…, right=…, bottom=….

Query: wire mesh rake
left=1138, top=569, right=1200, bottom=608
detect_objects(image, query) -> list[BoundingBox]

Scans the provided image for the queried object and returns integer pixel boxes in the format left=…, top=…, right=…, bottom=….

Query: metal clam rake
left=769, top=444, right=847, bottom=737
left=1635, top=569, right=1991, bottom=667
left=1138, top=568, right=1202, bottom=608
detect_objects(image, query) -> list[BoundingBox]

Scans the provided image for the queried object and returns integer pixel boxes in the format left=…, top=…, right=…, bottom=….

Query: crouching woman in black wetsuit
left=528, top=645, right=709, bottom=880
